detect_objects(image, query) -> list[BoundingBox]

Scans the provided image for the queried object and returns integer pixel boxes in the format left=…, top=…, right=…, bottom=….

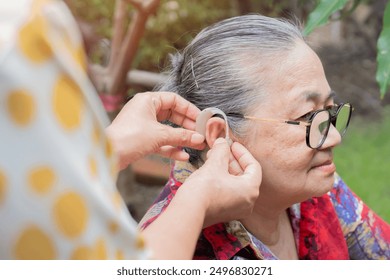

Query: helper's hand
left=179, top=138, right=262, bottom=227
left=106, top=92, right=206, bottom=169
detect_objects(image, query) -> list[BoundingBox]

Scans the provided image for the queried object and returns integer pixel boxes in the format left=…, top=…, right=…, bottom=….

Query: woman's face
left=244, top=41, right=341, bottom=207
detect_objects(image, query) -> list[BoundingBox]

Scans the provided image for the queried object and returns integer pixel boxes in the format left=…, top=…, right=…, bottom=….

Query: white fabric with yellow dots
left=0, top=0, right=148, bottom=259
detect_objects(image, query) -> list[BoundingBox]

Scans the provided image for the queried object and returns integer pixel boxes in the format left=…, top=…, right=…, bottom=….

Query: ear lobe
left=205, top=117, right=227, bottom=148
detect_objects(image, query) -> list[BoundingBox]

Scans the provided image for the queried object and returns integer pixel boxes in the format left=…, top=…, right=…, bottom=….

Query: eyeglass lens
left=309, top=104, right=351, bottom=148
left=334, top=105, right=351, bottom=137
left=309, top=110, right=330, bottom=148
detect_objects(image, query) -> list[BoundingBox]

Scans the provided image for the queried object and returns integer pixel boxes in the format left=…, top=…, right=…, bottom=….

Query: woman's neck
left=240, top=203, right=287, bottom=246
left=240, top=199, right=298, bottom=259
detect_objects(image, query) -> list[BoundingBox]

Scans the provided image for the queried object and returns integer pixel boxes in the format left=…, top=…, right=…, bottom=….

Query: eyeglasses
left=227, top=103, right=353, bottom=149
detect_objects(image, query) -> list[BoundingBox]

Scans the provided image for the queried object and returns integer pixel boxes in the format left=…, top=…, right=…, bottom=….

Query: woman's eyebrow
left=288, top=90, right=336, bottom=117
left=327, top=90, right=337, bottom=101
left=304, top=90, right=336, bottom=102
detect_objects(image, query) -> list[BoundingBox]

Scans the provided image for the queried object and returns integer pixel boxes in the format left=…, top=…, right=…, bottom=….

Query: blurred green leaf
left=376, top=1, right=390, bottom=99
left=303, top=0, right=348, bottom=36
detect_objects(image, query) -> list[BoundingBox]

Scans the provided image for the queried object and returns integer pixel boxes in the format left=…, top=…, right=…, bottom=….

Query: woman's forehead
left=260, top=44, right=330, bottom=101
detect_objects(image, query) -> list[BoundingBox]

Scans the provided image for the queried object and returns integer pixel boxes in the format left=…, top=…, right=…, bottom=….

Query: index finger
left=159, top=110, right=197, bottom=131
left=152, top=92, right=200, bottom=124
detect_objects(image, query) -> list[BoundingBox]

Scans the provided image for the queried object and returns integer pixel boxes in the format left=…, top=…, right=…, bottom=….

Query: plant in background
left=304, top=0, right=390, bottom=99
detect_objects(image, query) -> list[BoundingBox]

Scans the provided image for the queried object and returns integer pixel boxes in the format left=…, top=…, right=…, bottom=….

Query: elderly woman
left=139, top=14, right=390, bottom=260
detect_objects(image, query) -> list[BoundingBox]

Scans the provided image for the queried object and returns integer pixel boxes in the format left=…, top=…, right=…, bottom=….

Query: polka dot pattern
left=0, top=169, right=6, bottom=205
left=116, top=250, right=124, bottom=260
left=14, top=226, right=56, bottom=259
left=91, top=122, right=102, bottom=146
left=105, top=139, right=113, bottom=158
left=112, top=191, right=123, bottom=211
left=108, top=221, right=119, bottom=234
left=6, top=90, right=36, bottom=126
left=53, top=74, right=84, bottom=130
left=19, top=16, right=53, bottom=63
left=75, top=45, right=87, bottom=70
left=71, top=246, right=93, bottom=260
left=53, top=192, right=88, bottom=238
left=89, top=155, right=97, bottom=178
left=28, top=166, right=56, bottom=194
left=135, top=235, right=145, bottom=250
left=95, top=238, right=107, bottom=259
left=110, top=161, right=119, bottom=180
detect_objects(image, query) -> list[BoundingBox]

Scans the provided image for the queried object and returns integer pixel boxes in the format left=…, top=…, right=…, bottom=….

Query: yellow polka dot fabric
left=52, top=74, right=85, bottom=130
left=0, top=0, right=148, bottom=260
left=28, top=166, right=56, bottom=194
left=0, top=169, right=6, bottom=205
left=6, top=90, right=36, bottom=126
left=14, top=225, right=56, bottom=260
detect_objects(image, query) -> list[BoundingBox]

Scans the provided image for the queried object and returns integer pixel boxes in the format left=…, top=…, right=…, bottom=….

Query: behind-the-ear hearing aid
left=196, top=107, right=232, bottom=145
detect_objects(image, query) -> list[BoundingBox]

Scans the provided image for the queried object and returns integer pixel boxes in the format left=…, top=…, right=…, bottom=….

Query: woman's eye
left=297, top=111, right=314, bottom=121
left=325, top=103, right=335, bottom=109
left=325, top=104, right=337, bottom=113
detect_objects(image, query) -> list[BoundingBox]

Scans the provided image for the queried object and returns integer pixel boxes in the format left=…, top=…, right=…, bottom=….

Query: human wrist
left=174, top=181, right=209, bottom=221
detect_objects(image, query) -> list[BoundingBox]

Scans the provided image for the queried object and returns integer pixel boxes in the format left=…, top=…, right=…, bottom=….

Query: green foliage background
left=66, top=0, right=303, bottom=71
left=66, top=0, right=237, bottom=71
left=303, top=0, right=390, bottom=98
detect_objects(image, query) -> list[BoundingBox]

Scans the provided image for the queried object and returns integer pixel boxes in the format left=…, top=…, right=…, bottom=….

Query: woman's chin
left=312, top=179, right=334, bottom=198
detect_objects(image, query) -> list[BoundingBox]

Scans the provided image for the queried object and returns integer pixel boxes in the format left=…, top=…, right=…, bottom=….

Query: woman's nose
left=320, top=124, right=342, bottom=149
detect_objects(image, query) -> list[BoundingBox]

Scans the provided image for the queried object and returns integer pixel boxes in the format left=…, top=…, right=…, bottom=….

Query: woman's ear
left=205, top=117, right=227, bottom=148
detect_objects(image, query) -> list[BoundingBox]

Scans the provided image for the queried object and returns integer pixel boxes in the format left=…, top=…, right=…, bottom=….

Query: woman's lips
left=311, top=161, right=336, bottom=174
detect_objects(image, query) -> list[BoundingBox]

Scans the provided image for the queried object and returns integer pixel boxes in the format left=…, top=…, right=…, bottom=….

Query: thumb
left=231, top=142, right=262, bottom=182
left=204, top=138, right=230, bottom=169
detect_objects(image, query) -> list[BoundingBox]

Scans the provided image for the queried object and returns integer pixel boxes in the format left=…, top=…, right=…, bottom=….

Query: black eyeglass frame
left=303, top=103, right=353, bottom=148
left=227, top=103, right=354, bottom=149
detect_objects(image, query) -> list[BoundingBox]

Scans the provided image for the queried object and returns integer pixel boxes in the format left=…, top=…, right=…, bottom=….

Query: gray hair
left=157, top=14, right=304, bottom=166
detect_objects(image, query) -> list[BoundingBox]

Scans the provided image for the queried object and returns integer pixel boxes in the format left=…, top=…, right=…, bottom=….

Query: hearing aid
left=195, top=107, right=232, bottom=146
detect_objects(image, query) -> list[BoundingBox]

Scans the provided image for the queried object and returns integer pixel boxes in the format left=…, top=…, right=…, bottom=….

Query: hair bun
left=168, top=53, right=184, bottom=88
left=170, top=53, right=184, bottom=74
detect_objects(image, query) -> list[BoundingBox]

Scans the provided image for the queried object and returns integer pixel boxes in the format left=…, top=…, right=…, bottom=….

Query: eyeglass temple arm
left=226, top=113, right=310, bottom=127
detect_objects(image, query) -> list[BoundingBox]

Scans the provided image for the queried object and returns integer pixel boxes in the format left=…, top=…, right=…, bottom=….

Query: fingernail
left=191, top=133, right=205, bottom=143
left=214, top=138, right=226, bottom=145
